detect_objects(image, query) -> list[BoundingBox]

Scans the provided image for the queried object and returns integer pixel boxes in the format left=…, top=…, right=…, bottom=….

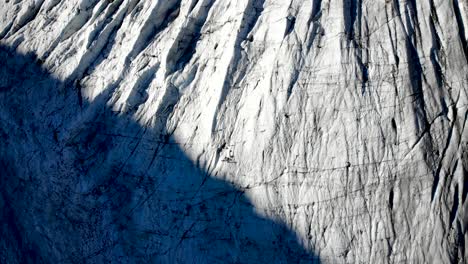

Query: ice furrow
left=67, top=1, right=130, bottom=88
left=165, top=0, right=216, bottom=76
left=343, top=0, right=360, bottom=40
left=125, top=0, right=182, bottom=67
left=211, top=0, right=265, bottom=132
left=125, top=64, right=159, bottom=114
left=43, top=0, right=100, bottom=59
left=453, top=0, right=468, bottom=63
left=6, top=0, right=45, bottom=38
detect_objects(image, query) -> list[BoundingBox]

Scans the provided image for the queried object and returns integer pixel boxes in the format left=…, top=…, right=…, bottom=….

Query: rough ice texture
left=0, top=0, right=467, bottom=263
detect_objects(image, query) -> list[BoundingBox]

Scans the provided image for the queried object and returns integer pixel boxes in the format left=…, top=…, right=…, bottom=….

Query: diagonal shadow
left=0, top=45, right=320, bottom=263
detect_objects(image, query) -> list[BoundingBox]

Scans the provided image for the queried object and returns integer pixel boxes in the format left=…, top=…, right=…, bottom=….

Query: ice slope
left=0, top=0, right=467, bottom=263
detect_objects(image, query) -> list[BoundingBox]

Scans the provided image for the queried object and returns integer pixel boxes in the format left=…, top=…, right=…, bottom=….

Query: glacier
left=0, top=0, right=467, bottom=263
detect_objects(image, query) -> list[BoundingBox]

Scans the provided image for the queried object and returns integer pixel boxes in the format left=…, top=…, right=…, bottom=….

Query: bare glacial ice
left=0, top=0, right=467, bottom=263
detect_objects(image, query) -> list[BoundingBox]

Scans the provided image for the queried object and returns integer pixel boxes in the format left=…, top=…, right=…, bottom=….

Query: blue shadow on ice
left=0, top=45, right=320, bottom=263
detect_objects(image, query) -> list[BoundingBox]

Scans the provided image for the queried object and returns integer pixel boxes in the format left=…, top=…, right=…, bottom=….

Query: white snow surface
left=0, top=0, right=467, bottom=263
